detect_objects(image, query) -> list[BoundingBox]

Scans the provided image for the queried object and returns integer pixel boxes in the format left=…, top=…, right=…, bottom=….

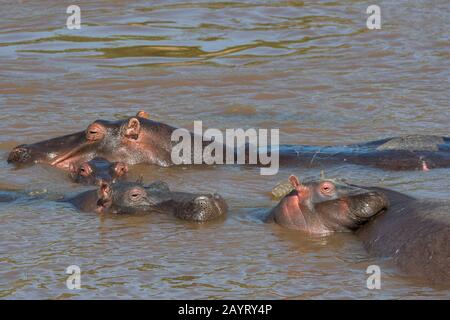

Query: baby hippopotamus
left=266, top=175, right=388, bottom=234
left=69, top=157, right=128, bottom=185
left=267, top=176, right=450, bottom=286
left=68, top=180, right=227, bottom=222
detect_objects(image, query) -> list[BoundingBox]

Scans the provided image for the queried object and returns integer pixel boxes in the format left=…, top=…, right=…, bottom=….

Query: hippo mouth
left=275, top=193, right=309, bottom=230
left=49, top=141, right=97, bottom=168
left=8, top=131, right=98, bottom=170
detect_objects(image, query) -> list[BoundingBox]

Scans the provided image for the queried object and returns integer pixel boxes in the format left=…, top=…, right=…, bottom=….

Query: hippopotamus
left=68, top=180, right=228, bottom=222
left=69, top=157, right=128, bottom=185
left=0, top=180, right=227, bottom=222
left=277, top=135, right=450, bottom=170
left=7, top=111, right=168, bottom=170
left=7, top=111, right=450, bottom=171
left=266, top=175, right=389, bottom=234
left=266, top=176, right=450, bottom=286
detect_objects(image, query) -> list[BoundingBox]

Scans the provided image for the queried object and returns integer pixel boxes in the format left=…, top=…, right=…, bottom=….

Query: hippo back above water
left=356, top=188, right=450, bottom=285
left=278, top=135, right=450, bottom=171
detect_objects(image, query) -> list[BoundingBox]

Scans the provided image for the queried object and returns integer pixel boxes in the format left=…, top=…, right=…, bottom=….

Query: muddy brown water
left=0, top=1, right=449, bottom=299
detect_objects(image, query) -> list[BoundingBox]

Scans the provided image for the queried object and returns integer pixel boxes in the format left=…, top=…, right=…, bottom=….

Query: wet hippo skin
left=67, top=180, right=228, bottom=222
left=7, top=111, right=450, bottom=171
left=356, top=187, right=450, bottom=286
left=0, top=181, right=227, bottom=223
left=265, top=176, right=389, bottom=234
left=277, top=135, right=450, bottom=171
left=7, top=111, right=177, bottom=170
left=267, top=176, right=450, bottom=286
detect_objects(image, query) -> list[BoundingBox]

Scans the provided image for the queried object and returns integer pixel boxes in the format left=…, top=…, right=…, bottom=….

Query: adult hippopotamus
left=69, top=157, right=128, bottom=185
left=68, top=180, right=228, bottom=222
left=7, top=111, right=450, bottom=171
left=266, top=176, right=450, bottom=286
left=277, top=135, right=450, bottom=170
left=7, top=111, right=174, bottom=170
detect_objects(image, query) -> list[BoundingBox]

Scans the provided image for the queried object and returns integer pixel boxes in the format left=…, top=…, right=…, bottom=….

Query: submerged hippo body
left=69, top=157, right=128, bottom=185
left=267, top=176, right=450, bottom=286
left=68, top=181, right=227, bottom=222
left=356, top=188, right=450, bottom=285
left=7, top=111, right=450, bottom=171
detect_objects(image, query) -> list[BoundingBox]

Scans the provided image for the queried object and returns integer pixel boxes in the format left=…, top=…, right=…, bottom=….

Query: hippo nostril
left=180, top=194, right=226, bottom=222
left=194, top=196, right=212, bottom=213
left=8, top=146, right=32, bottom=163
left=194, top=196, right=209, bottom=205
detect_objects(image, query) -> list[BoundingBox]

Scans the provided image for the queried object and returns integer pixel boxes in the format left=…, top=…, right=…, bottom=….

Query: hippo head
left=69, top=157, right=128, bottom=185
left=95, top=181, right=227, bottom=222
left=78, top=110, right=175, bottom=166
left=269, top=175, right=388, bottom=235
left=7, top=111, right=174, bottom=169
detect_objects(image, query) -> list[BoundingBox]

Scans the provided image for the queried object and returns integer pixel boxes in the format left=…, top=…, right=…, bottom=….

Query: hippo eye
left=320, top=182, right=335, bottom=195
left=129, top=189, right=144, bottom=201
left=86, top=123, right=105, bottom=141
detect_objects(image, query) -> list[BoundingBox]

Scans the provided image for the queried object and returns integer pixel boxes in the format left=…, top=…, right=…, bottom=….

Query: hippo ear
left=98, top=182, right=112, bottom=201
left=123, top=117, right=141, bottom=140
left=136, top=110, right=150, bottom=119
left=288, top=175, right=301, bottom=188
left=96, top=182, right=112, bottom=213
left=114, top=162, right=128, bottom=177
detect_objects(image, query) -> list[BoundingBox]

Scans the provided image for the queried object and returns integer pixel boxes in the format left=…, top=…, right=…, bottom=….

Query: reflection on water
left=0, top=1, right=449, bottom=299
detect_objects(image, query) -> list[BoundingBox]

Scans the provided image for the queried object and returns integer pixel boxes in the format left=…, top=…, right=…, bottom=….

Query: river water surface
left=0, top=0, right=449, bottom=299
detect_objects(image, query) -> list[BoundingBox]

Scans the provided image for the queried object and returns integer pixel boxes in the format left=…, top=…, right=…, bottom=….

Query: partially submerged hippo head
left=7, top=111, right=175, bottom=169
left=69, top=157, right=128, bottom=185
left=94, top=181, right=227, bottom=222
left=267, top=175, right=388, bottom=235
left=8, top=129, right=96, bottom=169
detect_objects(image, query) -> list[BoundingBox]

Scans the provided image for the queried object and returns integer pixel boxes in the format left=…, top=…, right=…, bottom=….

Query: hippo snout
left=7, top=145, right=32, bottom=164
left=177, top=193, right=228, bottom=222
left=192, top=194, right=225, bottom=222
